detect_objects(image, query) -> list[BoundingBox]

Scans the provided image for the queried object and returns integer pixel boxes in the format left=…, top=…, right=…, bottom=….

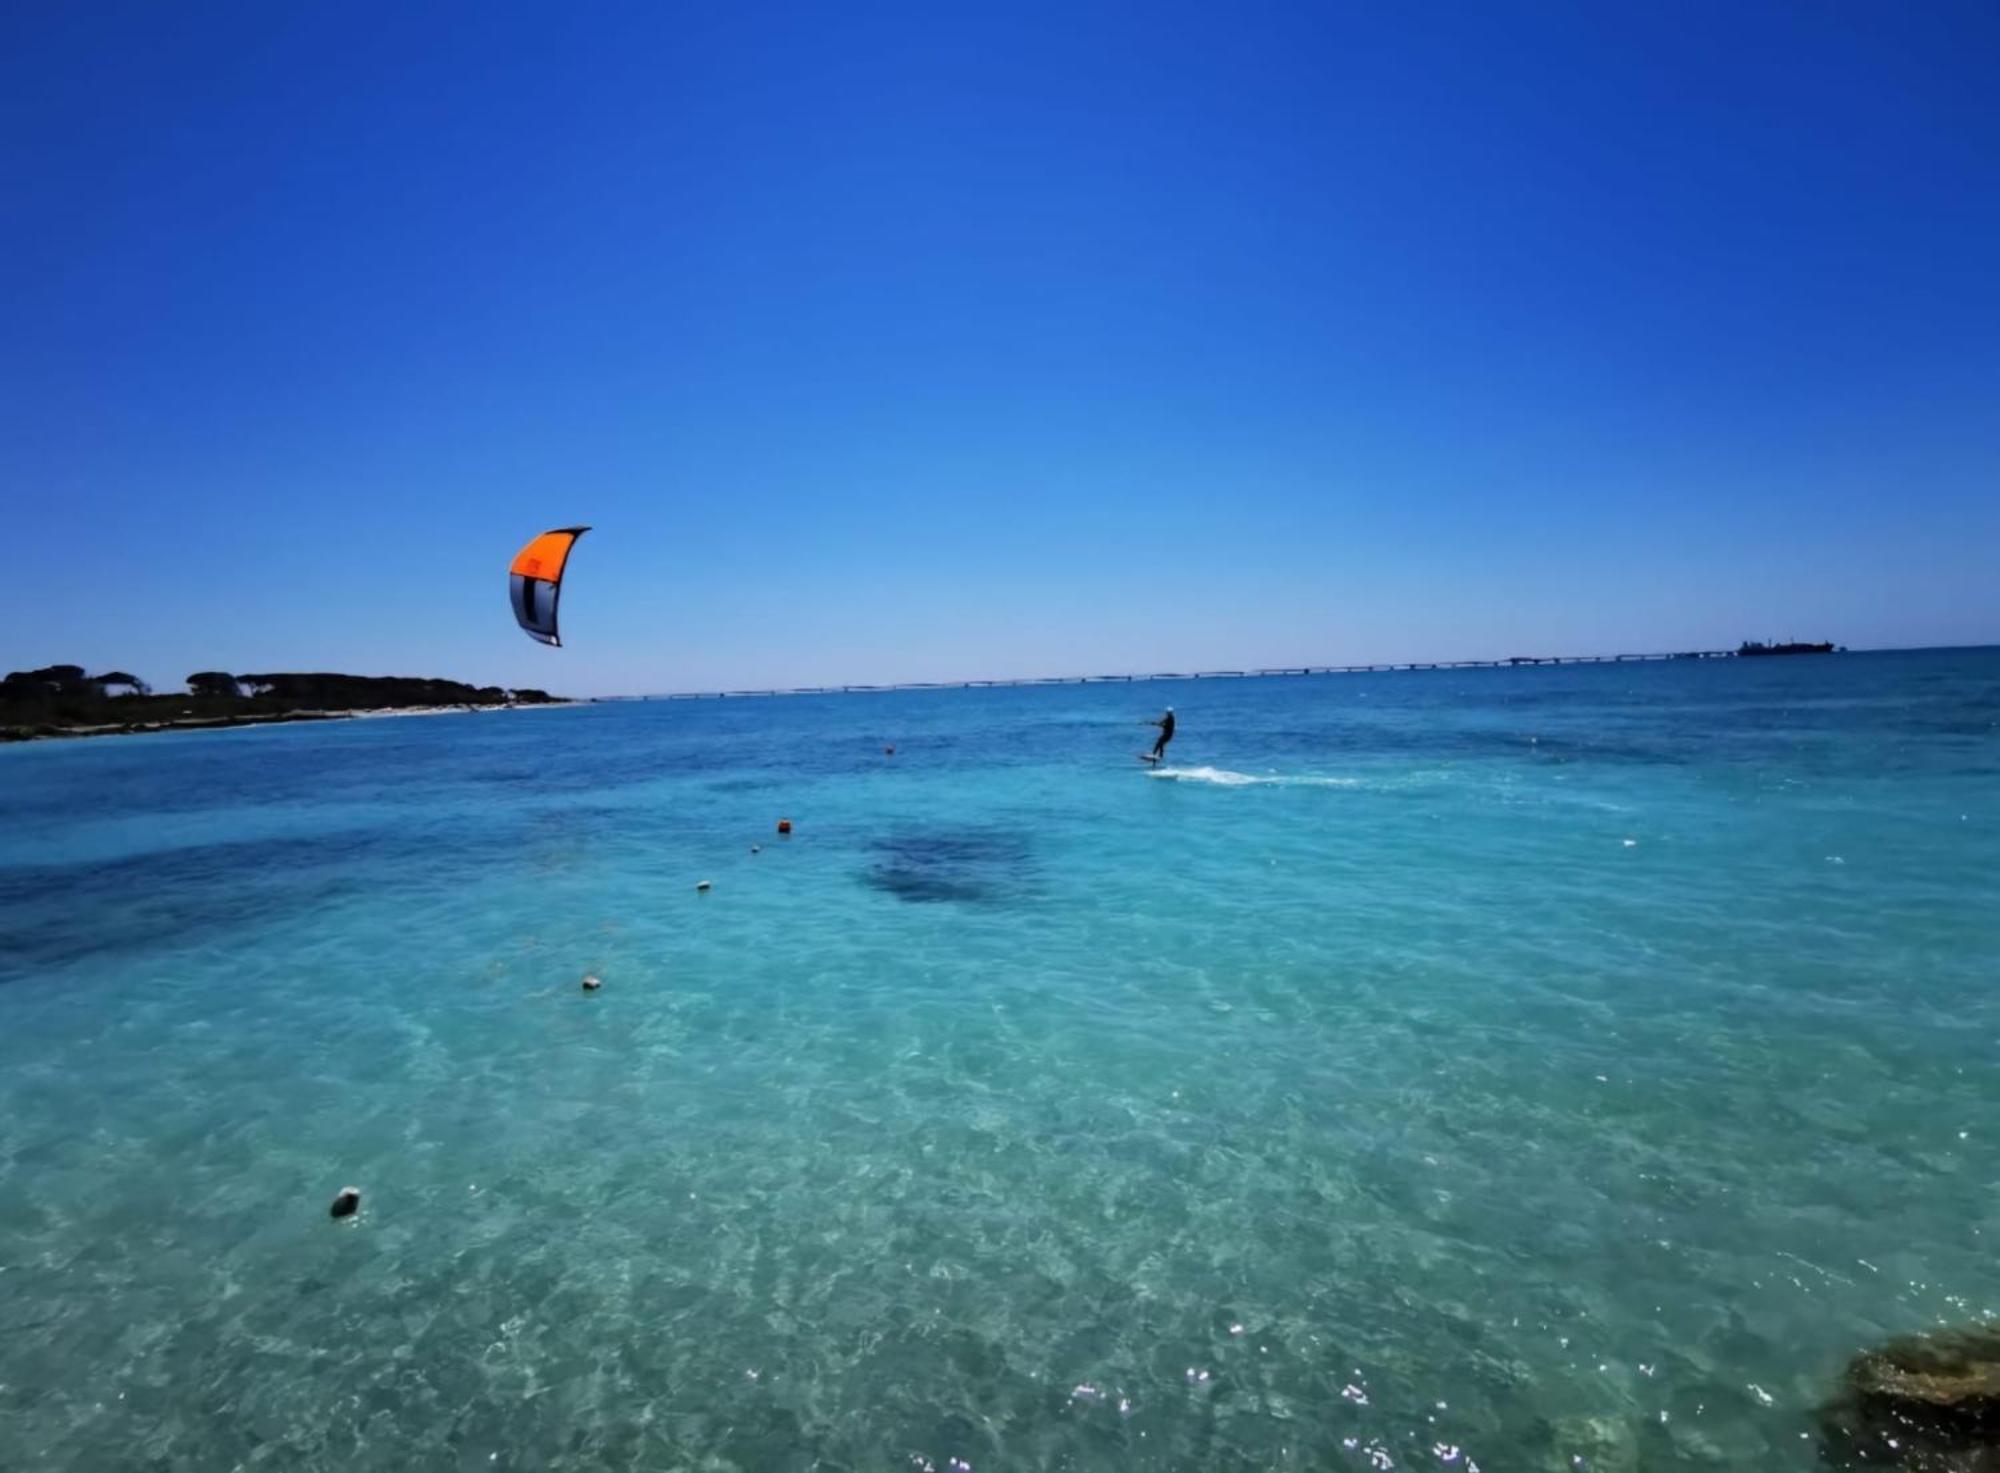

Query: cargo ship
left=1737, top=640, right=1838, bottom=656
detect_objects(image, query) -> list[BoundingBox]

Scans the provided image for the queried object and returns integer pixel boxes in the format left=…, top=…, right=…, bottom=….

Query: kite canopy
left=509, top=526, right=589, bottom=646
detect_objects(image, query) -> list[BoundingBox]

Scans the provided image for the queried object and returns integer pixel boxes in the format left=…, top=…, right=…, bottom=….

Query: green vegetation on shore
left=1, top=666, right=562, bottom=742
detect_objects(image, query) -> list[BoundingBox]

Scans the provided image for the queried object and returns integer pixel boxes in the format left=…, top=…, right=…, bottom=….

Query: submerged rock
left=863, top=827, right=1034, bottom=905
left=329, top=1186, right=361, bottom=1218
left=1819, top=1325, right=2000, bottom=1471
left=1552, top=1413, right=1638, bottom=1473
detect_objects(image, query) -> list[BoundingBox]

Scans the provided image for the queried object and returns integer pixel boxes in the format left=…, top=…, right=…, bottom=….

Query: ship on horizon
left=1738, top=639, right=1839, bottom=656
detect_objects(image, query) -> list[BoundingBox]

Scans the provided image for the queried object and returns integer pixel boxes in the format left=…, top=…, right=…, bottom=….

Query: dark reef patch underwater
left=862, top=827, right=1037, bottom=904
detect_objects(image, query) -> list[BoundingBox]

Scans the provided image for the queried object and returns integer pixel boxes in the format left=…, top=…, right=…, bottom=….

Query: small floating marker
left=329, top=1186, right=361, bottom=1218
left=696, top=880, right=712, bottom=892
left=776, top=818, right=793, bottom=835
left=581, top=974, right=602, bottom=992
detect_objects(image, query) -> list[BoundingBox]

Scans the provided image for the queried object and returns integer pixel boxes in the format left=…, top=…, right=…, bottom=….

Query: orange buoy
left=776, top=818, right=793, bottom=835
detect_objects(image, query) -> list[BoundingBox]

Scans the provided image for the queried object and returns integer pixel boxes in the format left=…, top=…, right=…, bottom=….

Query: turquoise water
left=2, top=651, right=1997, bottom=1471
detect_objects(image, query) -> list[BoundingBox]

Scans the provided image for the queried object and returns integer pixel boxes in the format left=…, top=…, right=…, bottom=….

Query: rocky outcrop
left=1820, top=1325, right=2000, bottom=1471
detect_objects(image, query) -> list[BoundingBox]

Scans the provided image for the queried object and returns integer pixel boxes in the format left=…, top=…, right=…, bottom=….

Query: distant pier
left=639, top=648, right=1792, bottom=700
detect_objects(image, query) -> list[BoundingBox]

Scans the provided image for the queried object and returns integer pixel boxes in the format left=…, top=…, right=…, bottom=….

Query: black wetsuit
left=1151, top=711, right=1175, bottom=760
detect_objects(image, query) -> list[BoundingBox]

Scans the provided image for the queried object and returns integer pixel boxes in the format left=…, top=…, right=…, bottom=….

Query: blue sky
left=3, top=1, right=1996, bottom=695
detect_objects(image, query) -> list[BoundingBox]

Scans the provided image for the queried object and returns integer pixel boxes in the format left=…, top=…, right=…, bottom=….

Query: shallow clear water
left=2, top=650, right=1997, bottom=1471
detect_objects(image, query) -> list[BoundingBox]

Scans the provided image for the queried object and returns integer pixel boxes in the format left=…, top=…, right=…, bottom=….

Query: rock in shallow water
left=1819, top=1325, right=2000, bottom=1471
left=1551, top=1413, right=1638, bottom=1473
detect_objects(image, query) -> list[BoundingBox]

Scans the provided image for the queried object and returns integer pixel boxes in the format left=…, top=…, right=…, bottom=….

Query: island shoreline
left=1, top=700, right=578, bottom=744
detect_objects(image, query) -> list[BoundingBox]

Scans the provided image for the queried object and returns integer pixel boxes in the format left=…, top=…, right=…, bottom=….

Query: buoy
left=777, top=818, right=792, bottom=835
left=696, top=880, right=712, bottom=892
left=581, top=974, right=602, bottom=991
left=330, top=1186, right=361, bottom=1219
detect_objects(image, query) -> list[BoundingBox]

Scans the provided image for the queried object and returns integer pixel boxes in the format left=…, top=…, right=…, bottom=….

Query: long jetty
left=647, top=649, right=1748, bottom=700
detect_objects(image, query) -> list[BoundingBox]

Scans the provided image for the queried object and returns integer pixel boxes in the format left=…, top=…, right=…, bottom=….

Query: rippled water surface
left=3, top=651, right=1997, bottom=1470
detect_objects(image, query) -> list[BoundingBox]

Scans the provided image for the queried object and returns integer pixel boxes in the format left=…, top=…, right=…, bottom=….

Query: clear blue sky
left=4, top=2, right=1996, bottom=696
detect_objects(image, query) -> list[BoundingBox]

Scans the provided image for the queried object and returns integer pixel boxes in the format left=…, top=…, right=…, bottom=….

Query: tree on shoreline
left=5, top=665, right=565, bottom=738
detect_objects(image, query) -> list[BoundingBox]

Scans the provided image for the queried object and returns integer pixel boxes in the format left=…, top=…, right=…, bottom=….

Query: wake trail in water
left=1146, top=765, right=1360, bottom=788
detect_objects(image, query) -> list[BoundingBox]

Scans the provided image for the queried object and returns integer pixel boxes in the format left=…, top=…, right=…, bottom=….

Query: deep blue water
left=2, top=650, right=1997, bottom=1471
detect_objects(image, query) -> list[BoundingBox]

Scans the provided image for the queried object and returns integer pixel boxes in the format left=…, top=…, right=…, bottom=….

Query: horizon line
left=608, top=640, right=1992, bottom=702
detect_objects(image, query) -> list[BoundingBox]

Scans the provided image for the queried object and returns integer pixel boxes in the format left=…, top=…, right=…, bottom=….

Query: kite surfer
left=1144, top=706, right=1175, bottom=763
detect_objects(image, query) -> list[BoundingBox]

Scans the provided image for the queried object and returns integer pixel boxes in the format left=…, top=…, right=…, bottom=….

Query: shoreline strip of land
left=3, top=700, right=576, bottom=744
